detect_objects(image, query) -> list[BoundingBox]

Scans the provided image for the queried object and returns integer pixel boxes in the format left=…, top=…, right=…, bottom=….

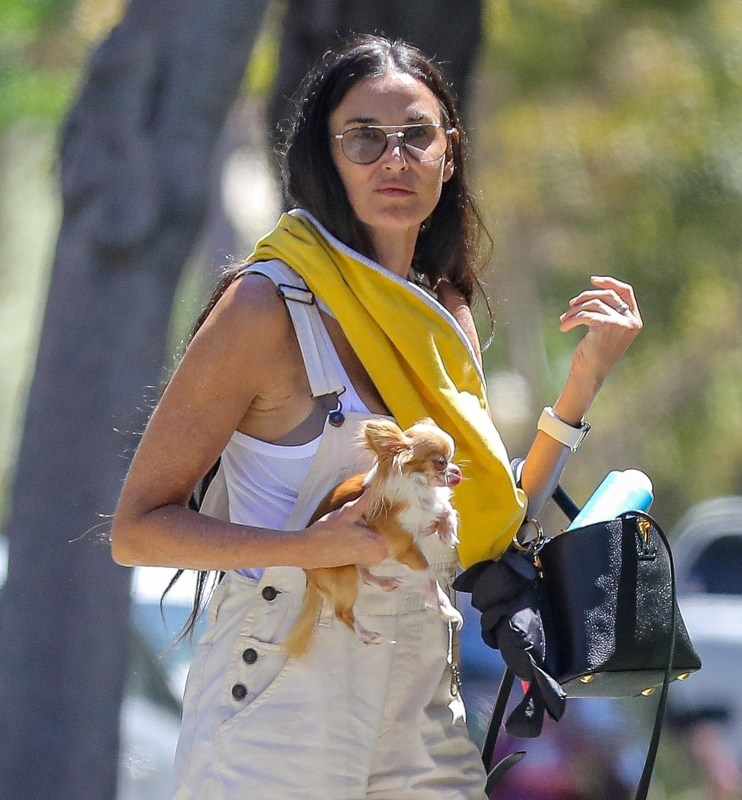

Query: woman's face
left=328, top=70, right=455, bottom=251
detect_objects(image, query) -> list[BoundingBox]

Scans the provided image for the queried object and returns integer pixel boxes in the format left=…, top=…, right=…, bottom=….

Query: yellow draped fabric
left=249, top=210, right=527, bottom=567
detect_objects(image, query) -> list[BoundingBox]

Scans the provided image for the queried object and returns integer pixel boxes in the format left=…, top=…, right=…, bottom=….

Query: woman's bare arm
left=520, top=276, right=643, bottom=514
left=111, top=274, right=387, bottom=571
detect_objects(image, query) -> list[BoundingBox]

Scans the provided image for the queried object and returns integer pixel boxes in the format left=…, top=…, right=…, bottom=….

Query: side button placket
left=230, top=584, right=278, bottom=702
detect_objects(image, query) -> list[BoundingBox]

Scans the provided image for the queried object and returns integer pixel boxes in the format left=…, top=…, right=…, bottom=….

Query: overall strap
left=246, top=260, right=345, bottom=399
left=198, top=260, right=345, bottom=523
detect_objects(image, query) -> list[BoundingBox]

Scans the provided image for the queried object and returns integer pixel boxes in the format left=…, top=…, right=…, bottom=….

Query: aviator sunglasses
left=333, top=123, right=456, bottom=165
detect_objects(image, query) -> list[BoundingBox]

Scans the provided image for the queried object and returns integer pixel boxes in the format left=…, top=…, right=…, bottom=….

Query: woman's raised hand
left=559, top=275, right=643, bottom=395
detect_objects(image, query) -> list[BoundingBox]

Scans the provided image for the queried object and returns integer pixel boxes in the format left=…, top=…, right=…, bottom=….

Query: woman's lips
left=375, top=186, right=414, bottom=197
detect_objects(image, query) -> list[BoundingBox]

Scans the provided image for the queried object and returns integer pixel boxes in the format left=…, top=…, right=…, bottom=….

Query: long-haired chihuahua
left=284, top=418, right=464, bottom=658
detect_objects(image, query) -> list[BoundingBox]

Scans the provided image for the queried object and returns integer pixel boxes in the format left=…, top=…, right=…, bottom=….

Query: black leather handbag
left=537, top=508, right=701, bottom=698
left=455, top=486, right=702, bottom=799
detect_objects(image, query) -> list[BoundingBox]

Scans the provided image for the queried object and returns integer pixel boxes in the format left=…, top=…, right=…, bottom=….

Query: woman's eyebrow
left=343, top=116, right=380, bottom=126
left=341, top=112, right=437, bottom=126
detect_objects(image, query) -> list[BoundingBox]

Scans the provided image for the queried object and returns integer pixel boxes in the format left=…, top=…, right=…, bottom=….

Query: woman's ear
left=442, top=128, right=458, bottom=183
left=442, top=158, right=455, bottom=183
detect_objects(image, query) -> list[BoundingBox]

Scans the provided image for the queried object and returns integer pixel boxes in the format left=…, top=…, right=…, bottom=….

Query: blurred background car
left=666, top=496, right=742, bottom=799
left=129, top=566, right=207, bottom=700
left=121, top=567, right=209, bottom=799
left=118, top=627, right=181, bottom=800
left=671, top=495, right=742, bottom=754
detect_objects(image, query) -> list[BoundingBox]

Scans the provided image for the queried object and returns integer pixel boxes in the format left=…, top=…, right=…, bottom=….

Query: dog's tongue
left=447, top=466, right=462, bottom=487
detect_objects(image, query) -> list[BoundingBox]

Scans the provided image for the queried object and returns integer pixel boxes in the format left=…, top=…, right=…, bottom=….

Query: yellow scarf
left=249, top=210, right=526, bottom=567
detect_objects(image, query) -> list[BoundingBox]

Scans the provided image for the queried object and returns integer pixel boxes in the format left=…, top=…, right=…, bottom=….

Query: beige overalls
left=171, top=262, right=488, bottom=800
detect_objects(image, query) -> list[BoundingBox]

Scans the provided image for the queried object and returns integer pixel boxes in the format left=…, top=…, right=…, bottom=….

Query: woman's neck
left=368, top=227, right=418, bottom=278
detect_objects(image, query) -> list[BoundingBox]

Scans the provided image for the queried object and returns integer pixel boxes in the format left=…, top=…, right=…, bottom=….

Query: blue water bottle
left=566, top=469, right=654, bottom=531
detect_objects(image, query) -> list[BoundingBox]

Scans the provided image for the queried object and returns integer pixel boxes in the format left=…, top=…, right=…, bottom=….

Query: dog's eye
left=434, top=456, right=448, bottom=470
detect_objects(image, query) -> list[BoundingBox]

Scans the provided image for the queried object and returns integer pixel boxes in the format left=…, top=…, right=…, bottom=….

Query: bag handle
left=480, top=487, right=678, bottom=800
left=634, top=511, right=677, bottom=800
left=551, top=483, right=580, bottom=521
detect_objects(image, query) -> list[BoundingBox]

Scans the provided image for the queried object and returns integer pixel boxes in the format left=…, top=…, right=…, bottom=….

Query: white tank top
left=220, top=277, right=370, bottom=546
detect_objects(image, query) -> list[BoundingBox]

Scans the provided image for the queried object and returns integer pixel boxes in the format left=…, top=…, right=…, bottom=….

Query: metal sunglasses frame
left=332, top=123, right=456, bottom=164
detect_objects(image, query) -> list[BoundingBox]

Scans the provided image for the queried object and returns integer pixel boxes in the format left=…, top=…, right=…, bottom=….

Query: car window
left=688, top=535, right=742, bottom=595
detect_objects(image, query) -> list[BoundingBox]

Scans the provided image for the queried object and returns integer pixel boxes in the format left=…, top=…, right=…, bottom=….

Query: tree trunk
left=0, top=2, right=267, bottom=798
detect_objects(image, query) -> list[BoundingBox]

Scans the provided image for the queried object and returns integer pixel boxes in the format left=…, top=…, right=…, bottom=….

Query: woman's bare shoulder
left=204, top=271, right=290, bottom=335
left=161, top=271, right=298, bottom=411
left=187, top=271, right=298, bottom=369
left=436, top=279, right=482, bottom=364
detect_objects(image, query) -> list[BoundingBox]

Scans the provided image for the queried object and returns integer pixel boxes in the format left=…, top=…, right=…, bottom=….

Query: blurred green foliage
left=0, top=0, right=80, bottom=129
left=476, top=0, right=742, bottom=523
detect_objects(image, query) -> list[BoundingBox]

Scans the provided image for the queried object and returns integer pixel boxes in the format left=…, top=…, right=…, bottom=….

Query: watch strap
left=537, top=406, right=591, bottom=452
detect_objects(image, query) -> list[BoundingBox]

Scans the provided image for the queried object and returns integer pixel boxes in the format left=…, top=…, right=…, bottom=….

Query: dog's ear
left=363, top=420, right=411, bottom=457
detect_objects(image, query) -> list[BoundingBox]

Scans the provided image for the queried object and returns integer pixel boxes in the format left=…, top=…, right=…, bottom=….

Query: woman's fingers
left=560, top=276, right=643, bottom=332
left=557, top=275, right=643, bottom=388
left=309, top=495, right=389, bottom=567
left=562, top=276, right=641, bottom=324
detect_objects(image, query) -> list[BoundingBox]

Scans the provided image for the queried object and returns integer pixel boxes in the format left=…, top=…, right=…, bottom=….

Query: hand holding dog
left=304, top=491, right=390, bottom=569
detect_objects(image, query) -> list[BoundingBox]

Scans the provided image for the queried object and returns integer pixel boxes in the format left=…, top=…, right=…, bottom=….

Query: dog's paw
left=353, top=616, right=383, bottom=644
left=359, top=567, right=401, bottom=592
left=424, top=596, right=464, bottom=629
left=434, top=512, right=460, bottom=547
left=359, top=628, right=384, bottom=645
left=430, top=580, right=464, bottom=629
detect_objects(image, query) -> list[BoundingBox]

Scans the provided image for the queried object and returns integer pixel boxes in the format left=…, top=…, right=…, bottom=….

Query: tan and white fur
left=284, top=418, right=464, bottom=659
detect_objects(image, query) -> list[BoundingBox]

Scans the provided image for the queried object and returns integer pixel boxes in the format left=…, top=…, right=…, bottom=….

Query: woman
left=112, top=35, right=641, bottom=799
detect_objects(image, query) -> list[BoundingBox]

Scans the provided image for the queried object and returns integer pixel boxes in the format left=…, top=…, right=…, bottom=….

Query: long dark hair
left=167, top=34, right=493, bottom=638
left=194, top=34, right=493, bottom=341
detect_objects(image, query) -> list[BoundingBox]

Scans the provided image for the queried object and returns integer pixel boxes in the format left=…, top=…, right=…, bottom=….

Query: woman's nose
left=380, top=133, right=408, bottom=169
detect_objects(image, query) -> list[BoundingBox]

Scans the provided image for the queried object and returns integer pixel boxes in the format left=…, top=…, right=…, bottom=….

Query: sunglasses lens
left=341, top=128, right=388, bottom=164
left=403, top=125, right=446, bottom=161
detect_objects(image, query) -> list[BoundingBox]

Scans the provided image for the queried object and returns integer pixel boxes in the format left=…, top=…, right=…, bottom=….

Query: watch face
left=571, top=422, right=591, bottom=451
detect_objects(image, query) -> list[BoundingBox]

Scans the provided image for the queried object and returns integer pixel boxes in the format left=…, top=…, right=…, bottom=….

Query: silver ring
left=614, top=301, right=630, bottom=315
